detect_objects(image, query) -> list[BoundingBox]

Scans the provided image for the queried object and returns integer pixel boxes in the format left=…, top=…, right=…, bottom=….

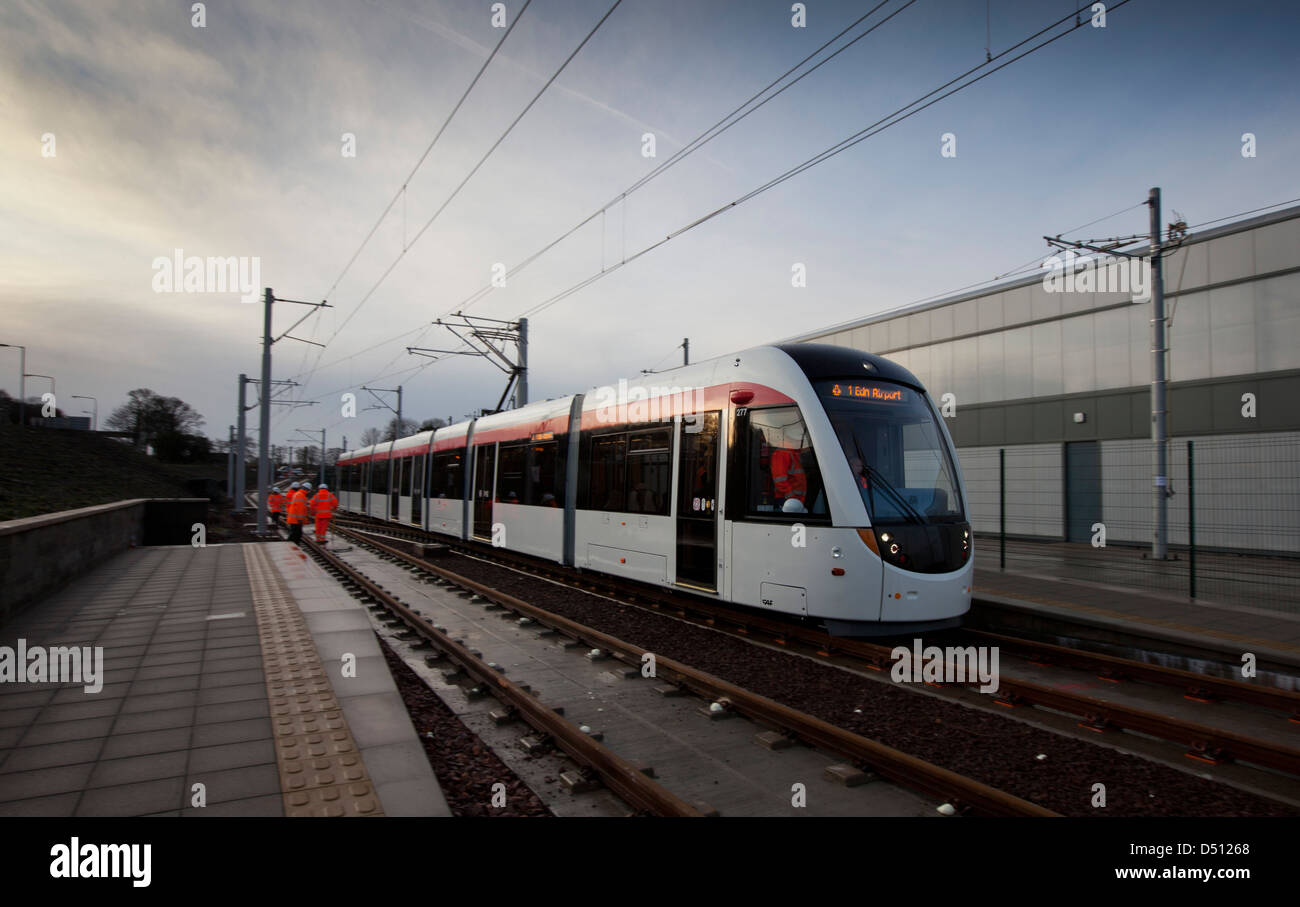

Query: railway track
left=308, top=527, right=1057, bottom=817
left=330, top=515, right=1300, bottom=784
left=299, top=535, right=706, bottom=817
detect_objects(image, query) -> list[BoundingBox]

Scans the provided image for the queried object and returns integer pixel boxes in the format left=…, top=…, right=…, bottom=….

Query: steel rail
left=330, top=514, right=1300, bottom=717
left=299, top=534, right=705, bottom=817
left=333, top=516, right=1300, bottom=777
left=332, top=525, right=1059, bottom=817
left=964, top=629, right=1300, bottom=718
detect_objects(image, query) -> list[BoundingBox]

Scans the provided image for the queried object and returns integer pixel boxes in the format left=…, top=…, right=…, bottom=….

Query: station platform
left=972, top=562, right=1300, bottom=672
left=0, top=542, right=450, bottom=817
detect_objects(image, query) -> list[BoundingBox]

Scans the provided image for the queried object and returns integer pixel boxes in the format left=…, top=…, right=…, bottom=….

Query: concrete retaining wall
left=0, top=498, right=208, bottom=625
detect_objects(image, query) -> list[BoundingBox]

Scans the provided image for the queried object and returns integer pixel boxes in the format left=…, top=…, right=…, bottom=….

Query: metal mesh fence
left=958, top=434, right=1300, bottom=613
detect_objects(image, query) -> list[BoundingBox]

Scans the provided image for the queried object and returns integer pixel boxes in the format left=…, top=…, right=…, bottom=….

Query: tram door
left=473, top=444, right=495, bottom=540
left=675, top=412, right=720, bottom=590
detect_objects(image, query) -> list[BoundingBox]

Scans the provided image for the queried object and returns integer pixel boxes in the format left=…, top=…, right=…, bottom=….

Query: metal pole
left=397, top=385, right=403, bottom=438
left=19, top=346, right=24, bottom=426
left=999, top=448, right=1006, bottom=569
left=1149, top=187, right=1169, bottom=560
left=235, top=374, right=247, bottom=512
left=227, top=425, right=235, bottom=500
left=683, top=337, right=689, bottom=366
left=516, top=317, right=528, bottom=407
left=1188, top=440, right=1196, bottom=599
left=257, top=288, right=273, bottom=535
left=71, top=395, right=96, bottom=430
left=319, top=429, right=326, bottom=487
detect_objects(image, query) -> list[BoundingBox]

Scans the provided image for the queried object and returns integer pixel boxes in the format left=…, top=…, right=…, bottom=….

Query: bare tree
left=105, top=388, right=206, bottom=461
left=383, top=417, right=418, bottom=441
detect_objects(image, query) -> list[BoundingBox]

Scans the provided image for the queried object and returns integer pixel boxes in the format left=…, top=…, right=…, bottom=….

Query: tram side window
left=625, top=429, right=670, bottom=515
left=497, top=444, right=526, bottom=504
left=527, top=440, right=563, bottom=507
left=370, top=460, right=389, bottom=495
left=500, top=440, right=563, bottom=506
left=743, top=407, right=826, bottom=518
left=583, top=434, right=627, bottom=511
left=428, top=451, right=465, bottom=499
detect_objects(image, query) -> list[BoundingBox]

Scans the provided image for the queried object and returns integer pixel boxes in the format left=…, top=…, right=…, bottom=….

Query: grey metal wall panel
left=1255, top=218, right=1300, bottom=274
left=978, top=407, right=1005, bottom=446
left=1004, top=402, right=1034, bottom=445
left=1033, top=400, right=1062, bottom=443
left=1097, top=394, right=1132, bottom=439
left=1131, top=392, right=1149, bottom=437
left=1099, top=433, right=1300, bottom=553
left=1171, top=385, right=1214, bottom=434
left=946, top=410, right=977, bottom=447
left=1062, top=398, right=1095, bottom=442
left=1259, top=375, right=1300, bottom=430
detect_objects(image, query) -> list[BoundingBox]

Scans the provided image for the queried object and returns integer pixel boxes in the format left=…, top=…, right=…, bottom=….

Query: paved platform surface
left=974, top=563, right=1300, bottom=669
left=0, top=542, right=448, bottom=816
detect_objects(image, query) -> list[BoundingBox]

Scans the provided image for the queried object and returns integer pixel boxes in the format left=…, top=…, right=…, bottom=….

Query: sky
left=1, top=0, right=1297, bottom=453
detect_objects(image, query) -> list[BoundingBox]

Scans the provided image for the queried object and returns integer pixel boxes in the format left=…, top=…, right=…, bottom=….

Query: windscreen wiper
left=861, top=462, right=925, bottom=524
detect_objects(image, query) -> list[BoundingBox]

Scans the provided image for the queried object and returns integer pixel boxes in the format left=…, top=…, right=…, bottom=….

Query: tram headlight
left=872, top=528, right=907, bottom=566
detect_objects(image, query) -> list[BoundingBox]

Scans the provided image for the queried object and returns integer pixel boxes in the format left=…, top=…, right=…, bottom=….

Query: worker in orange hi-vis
left=267, top=486, right=285, bottom=525
left=309, top=483, right=338, bottom=545
left=770, top=446, right=807, bottom=507
left=285, top=482, right=308, bottom=542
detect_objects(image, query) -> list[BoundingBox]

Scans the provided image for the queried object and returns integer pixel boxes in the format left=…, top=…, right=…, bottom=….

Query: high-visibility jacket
left=286, top=490, right=309, bottom=525
left=268, top=490, right=285, bottom=513
left=770, top=448, right=807, bottom=503
left=309, top=490, right=338, bottom=519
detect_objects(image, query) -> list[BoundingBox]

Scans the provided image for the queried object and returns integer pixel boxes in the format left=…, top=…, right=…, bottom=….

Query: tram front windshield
left=816, top=380, right=963, bottom=525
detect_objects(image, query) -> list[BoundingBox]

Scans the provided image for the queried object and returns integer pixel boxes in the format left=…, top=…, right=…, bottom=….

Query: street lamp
left=71, top=395, right=97, bottom=431
left=24, top=374, right=55, bottom=418
left=0, top=343, right=25, bottom=425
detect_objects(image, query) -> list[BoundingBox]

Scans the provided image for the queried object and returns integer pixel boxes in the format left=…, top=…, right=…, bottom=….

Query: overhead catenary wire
left=292, top=0, right=535, bottom=395
left=317, top=0, right=535, bottom=308
left=518, top=0, right=1139, bottom=323
left=456, top=0, right=917, bottom=314
left=301, top=0, right=626, bottom=386
left=289, top=0, right=1150, bottom=441
left=291, top=1, right=919, bottom=396
left=277, top=0, right=616, bottom=432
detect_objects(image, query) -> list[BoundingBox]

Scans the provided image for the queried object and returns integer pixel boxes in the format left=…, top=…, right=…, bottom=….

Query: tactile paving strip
left=243, top=544, right=385, bottom=817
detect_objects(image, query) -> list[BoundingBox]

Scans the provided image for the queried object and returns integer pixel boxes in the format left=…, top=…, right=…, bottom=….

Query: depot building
left=793, top=204, right=1300, bottom=554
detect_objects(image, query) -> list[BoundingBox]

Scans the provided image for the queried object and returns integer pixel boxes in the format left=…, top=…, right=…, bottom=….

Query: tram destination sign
left=825, top=381, right=906, bottom=404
